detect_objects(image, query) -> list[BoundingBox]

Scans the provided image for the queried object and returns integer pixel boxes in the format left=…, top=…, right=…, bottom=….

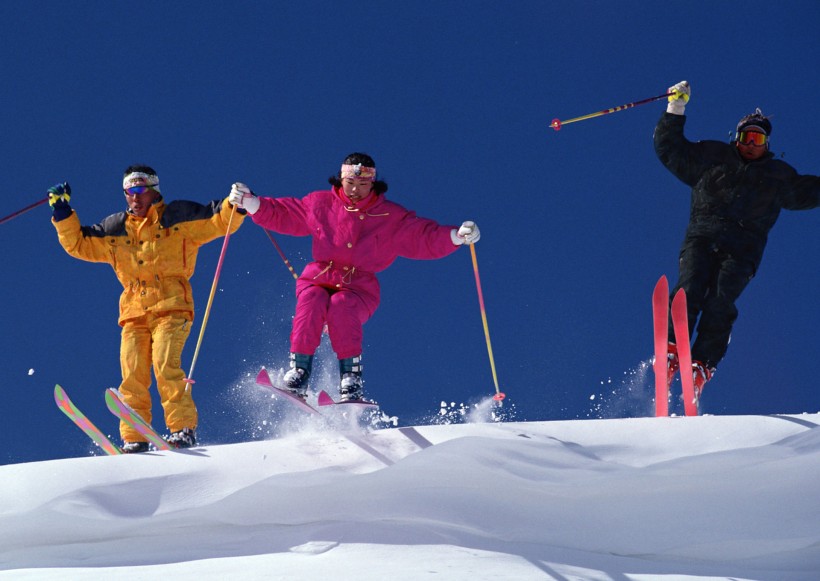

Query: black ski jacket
left=654, top=112, right=820, bottom=270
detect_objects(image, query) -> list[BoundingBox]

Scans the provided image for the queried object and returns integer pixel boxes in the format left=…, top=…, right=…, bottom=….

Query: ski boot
left=666, top=342, right=680, bottom=389
left=339, top=355, right=364, bottom=402
left=166, top=428, right=197, bottom=449
left=122, top=441, right=149, bottom=454
left=692, top=361, right=714, bottom=402
left=283, top=353, right=313, bottom=399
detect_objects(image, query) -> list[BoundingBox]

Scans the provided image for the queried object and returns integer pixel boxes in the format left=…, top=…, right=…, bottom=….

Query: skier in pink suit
left=228, top=152, right=480, bottom=401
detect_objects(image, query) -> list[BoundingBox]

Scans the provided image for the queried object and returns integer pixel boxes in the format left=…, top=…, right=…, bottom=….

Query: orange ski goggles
left=737, top=130, right=768, bottom=146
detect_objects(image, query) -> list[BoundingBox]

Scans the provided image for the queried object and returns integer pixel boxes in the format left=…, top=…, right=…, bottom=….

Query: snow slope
left=1, top=412, right=819, bottom=580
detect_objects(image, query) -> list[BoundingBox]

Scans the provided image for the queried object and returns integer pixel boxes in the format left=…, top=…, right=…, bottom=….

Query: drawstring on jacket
left=312, top=260, right=358, bottom=284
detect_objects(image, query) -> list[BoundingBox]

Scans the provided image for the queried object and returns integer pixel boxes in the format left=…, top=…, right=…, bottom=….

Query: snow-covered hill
left=2, top=412, right=819, bottom=580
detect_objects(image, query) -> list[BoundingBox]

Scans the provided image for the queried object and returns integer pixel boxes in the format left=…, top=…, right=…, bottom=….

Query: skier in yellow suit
left=49, top=165, right=244, bottom=452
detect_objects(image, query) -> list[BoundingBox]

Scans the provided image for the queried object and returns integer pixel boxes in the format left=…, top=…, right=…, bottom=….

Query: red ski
left=651, top=276, right=670, bottom=417
left=670, top=289, right=698, bottom=416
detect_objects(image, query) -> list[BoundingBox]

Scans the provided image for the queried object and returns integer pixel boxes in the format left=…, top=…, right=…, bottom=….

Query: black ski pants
left=669, top=238, right=756, bottom=369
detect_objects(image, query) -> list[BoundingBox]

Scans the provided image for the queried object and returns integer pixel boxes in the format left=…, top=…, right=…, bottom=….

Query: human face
left=342, top=177, right=374, bottom=203
left=124, top=186, right=160, bottom=217
left=736, top=130, right=768, bottom=161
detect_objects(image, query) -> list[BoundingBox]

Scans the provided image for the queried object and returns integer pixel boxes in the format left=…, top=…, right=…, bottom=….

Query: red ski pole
left=263, top=229, right=299, bottom=281
left=0, top=197, right=49, bottom=225
left=550, top=91, right=673, bottom=131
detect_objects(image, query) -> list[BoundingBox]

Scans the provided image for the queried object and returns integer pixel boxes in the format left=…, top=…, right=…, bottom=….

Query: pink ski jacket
left=251, top=187, right=459, bottom=315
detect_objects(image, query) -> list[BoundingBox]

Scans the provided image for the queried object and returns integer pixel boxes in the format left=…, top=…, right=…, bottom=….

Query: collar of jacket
left=734, top=146, right=774, bottom=165
left=126, top=198, right=165, bottom=224
left=333, top=185, right=381, bottom=213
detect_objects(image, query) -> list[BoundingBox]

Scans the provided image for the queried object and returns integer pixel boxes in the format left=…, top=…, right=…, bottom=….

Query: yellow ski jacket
left=54, top=197, right=243, bottom=325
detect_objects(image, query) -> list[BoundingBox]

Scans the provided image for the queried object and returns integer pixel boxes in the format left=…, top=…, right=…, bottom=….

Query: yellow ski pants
left=118, top=312, right=195, bottom=442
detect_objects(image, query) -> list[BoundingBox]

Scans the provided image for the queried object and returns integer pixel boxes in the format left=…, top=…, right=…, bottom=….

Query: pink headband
left=123, top=172, right=160, bottom=192
left=340, top=163, right=376, bottom=181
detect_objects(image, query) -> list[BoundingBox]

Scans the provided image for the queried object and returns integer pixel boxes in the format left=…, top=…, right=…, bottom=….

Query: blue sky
left=2, top=2, right=818, bottom=464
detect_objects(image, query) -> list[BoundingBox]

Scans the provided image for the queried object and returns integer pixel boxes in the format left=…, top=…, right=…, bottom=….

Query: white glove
left=228, top=182, right=260, bottom=215
left=451, top=220, right=480, bottom=245
left=666, top=80, right=690, bottom=115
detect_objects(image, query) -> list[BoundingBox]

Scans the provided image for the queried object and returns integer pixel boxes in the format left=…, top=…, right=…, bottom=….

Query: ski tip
left=317, top=390, right=335, bottom=406
left=255, top=367, right=273, bottom=387
left=54, top=384, right=66, bottom=405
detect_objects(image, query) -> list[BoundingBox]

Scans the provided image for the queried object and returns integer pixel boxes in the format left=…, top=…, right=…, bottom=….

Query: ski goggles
left=736, top=130, right=768, bottom=146
left=124, top=185, right=160, bottom=196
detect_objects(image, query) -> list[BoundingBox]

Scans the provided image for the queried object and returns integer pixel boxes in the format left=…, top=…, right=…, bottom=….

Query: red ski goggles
left=736, top=130, right=768, bottom=146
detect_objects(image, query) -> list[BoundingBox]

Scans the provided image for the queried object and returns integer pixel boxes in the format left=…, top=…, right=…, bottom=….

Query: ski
left=255, top=368, right=397, bottom=464
left=54, top=384, right=122, bottom=455
left=670, top=289, right=698, bottom=416
left=255, top=367, right=320, bottom=415
left=317, top=389, right=379, bottom=408
left=104, top=388, right=172, bottom=450
left=652, top=275, right=670, bottom=417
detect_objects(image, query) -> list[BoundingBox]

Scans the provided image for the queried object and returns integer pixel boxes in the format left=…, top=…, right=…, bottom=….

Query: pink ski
left=652, top=276, right=670, bottom=417
left=105, top=388, right=171, bottom=450
left=317, top=389, right=378, bottom=408
left=54, top=384, right=121, bottom=455
left=255, top=367, right=320, bottom=415
left=671, top=289, right=698, bottom=416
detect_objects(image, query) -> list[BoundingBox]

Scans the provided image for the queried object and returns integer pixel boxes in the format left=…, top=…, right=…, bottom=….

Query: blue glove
left=48, top=182, right=72, bottom=222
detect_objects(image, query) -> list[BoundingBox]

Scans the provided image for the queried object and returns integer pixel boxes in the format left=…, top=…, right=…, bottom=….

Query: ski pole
left=263, top=229, right=299, bottom=281
left=469, top=244, right=505, bottom=403
left=0, top=197, right=49, bottom=225
left=550, top=91, right=673, bottom=131
left=185, top=204, right=238, bottom=388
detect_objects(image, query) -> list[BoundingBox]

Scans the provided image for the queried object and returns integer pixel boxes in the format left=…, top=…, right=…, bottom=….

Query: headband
left=123, top=171, right=161, bottom=191
left=340, top=163, right=377, bottom=181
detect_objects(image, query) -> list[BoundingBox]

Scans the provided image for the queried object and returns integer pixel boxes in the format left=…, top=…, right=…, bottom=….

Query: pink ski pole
left=185, top=204, right=237, bottom=387
left=469, top=244, right=505, bottom=403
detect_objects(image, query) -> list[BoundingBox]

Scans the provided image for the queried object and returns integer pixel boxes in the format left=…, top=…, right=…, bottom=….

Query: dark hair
left=328, top=152, right=388, bottom=195
left=123, top=164, right=158, bottom=177
left=736, top=109, right=772, bottom=136
left=343, top=152, right=375, bottom=167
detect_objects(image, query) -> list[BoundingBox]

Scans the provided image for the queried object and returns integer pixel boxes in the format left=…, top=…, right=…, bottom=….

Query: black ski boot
left=283, top=353, right=313, bottom=399
left=122, top=441, right=149, bottom=454
left=338, top=355, right=364, bottom=402
left=166, top=428, right=197, bottom=449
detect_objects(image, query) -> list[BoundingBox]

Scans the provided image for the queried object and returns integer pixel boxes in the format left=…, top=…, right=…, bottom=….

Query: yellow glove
left=47, top=182, right=72, bottom=221
left=667, top=81, right=690, bottom=115
left=47, top=182, right=71, bottom=207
